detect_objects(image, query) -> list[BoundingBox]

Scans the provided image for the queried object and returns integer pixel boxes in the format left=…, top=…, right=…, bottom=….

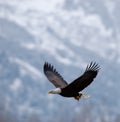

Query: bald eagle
left=44, top=62, right=100, bottom=101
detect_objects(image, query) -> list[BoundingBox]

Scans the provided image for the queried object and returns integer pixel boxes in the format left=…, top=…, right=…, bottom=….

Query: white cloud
left=0, top=0, right=64, bottom=13
left=10, top=78, right=22, bottom=92
left=10, top=57, right=43, bottom=80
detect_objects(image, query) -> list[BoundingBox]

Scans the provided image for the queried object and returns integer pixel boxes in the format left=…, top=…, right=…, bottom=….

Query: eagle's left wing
left=44, top=62, right=68, bottom=88
left=62, top=62, right=100, bottom=93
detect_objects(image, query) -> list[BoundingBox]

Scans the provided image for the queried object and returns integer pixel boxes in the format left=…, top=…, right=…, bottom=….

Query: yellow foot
left=74, top=96, right=81, bottom=101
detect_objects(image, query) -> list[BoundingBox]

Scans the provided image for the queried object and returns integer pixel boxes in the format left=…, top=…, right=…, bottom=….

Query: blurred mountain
left=0, top=0, right=120, bottom=122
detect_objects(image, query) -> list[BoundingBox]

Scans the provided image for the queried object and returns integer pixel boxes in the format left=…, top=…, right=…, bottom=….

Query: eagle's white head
left=48, top=88, right=61, bottom=94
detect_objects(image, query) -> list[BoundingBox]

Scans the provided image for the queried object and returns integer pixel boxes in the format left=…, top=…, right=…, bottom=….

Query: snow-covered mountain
left=0, top=0, right=120, bottom=122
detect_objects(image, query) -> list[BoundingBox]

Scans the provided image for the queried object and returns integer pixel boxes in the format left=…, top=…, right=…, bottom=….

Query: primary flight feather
left=44, top=62, right=100, bottom=101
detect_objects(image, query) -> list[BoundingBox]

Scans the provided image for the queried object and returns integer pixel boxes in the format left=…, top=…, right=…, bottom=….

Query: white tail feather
left=81, top=93, right=90, bottom=98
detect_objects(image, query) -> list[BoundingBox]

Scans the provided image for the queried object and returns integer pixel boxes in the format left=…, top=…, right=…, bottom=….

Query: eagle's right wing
left=44, top=62, right=68, bottom=88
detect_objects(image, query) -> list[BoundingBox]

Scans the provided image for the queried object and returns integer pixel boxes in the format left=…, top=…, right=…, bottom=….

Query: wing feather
left=44, top=62, right=68, bottom=88
left=62, top=62, right=100, bottom=93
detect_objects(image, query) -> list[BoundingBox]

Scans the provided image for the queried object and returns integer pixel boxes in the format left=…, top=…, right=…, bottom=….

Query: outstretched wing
left=62, top=62, right=100, bottom=93
left=44, top=62, right=68, bottom=88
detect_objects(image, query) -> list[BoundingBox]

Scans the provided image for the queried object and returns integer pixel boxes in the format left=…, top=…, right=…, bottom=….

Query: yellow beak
left=48, top=91, right=53, bottom=94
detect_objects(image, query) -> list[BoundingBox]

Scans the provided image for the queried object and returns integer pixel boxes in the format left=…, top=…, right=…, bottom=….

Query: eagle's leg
left=74, top=93, right=90, bottom=101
